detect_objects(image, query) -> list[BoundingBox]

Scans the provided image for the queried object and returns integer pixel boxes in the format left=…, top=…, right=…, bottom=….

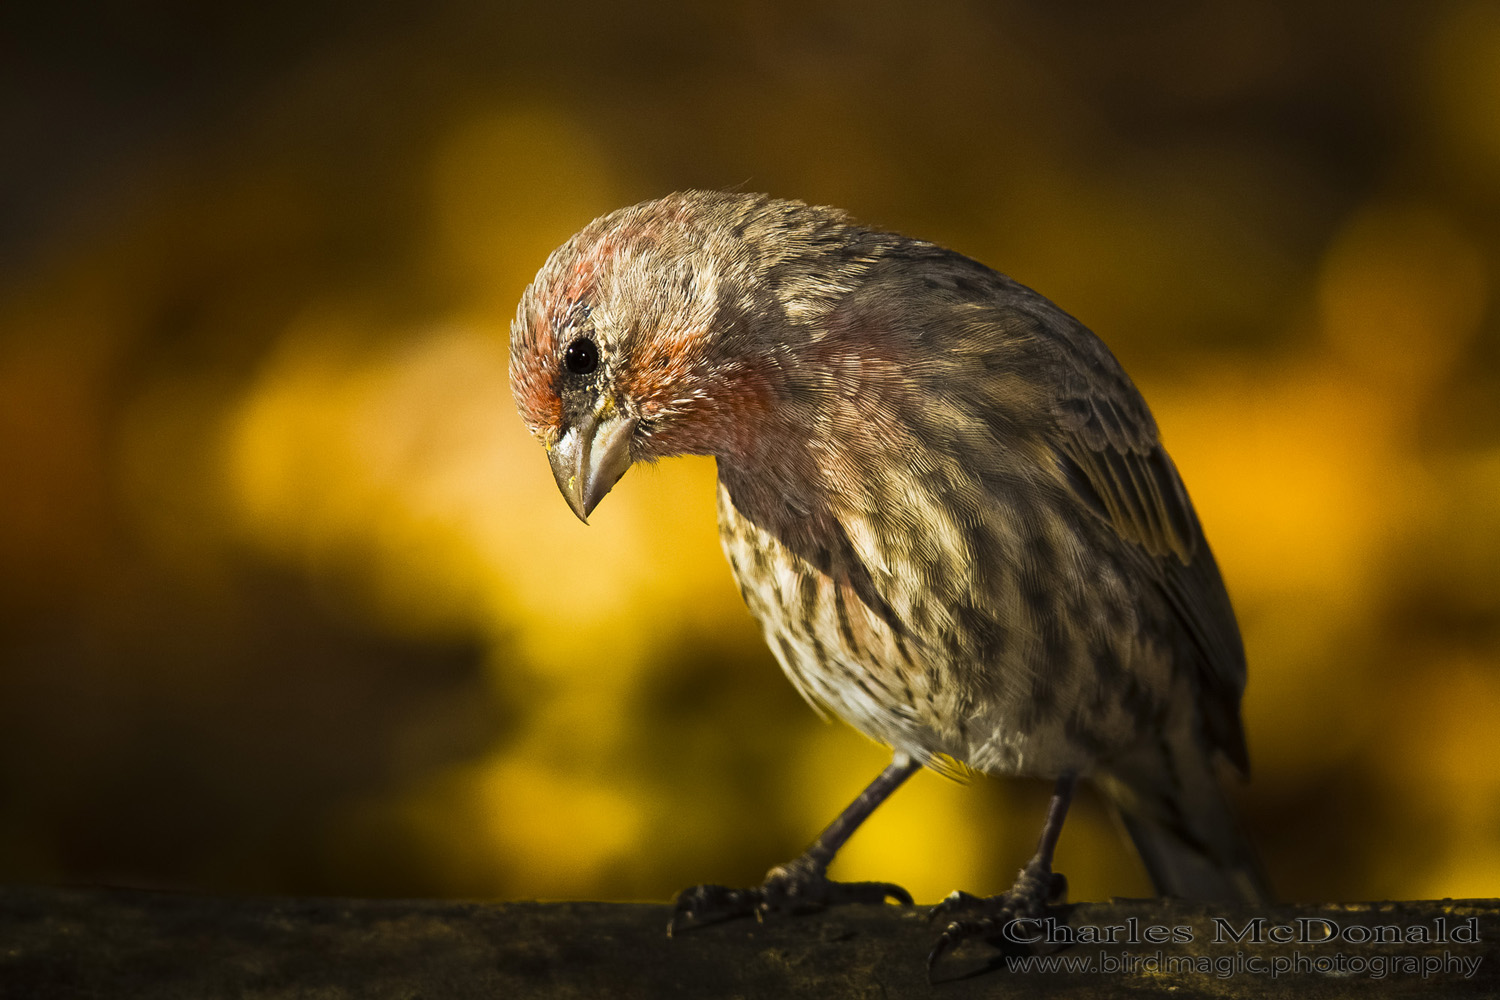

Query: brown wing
left=1052, top=379, right=1195, bottom=564
left=1052, top=363, right=1251, bottom=774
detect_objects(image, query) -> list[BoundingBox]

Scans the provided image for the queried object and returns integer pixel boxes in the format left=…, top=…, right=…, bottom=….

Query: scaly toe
left=758, top=866, right=911, bottom=916
left=667, top=883, right=763, bottom=936
left=669, top=867, right=913, bottom=936
left=821, top=879, right=913, bottom=908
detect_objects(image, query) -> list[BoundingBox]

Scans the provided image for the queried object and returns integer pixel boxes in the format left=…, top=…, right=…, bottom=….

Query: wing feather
left=1051, top=358, right=1250, bottom=773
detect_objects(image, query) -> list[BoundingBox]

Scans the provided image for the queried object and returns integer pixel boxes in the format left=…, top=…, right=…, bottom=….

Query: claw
left=668, top=865, right=912, bottom=936
left=924, top=863, right=1070, bottom=974
left=830, top=880, right=912, bottom=907
left=927, top=919, right=982, bottom=974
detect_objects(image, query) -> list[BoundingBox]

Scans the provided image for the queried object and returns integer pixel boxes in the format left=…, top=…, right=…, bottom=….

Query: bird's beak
left=547, top=400, right=637, bottom=524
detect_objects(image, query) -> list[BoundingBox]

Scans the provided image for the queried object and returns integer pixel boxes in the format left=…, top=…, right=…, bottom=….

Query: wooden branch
left=0, top=886, right=1494, bottom=997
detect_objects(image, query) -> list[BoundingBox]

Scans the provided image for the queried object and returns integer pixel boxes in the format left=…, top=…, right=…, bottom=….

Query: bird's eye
left=564, top=337, right=599, bottom=375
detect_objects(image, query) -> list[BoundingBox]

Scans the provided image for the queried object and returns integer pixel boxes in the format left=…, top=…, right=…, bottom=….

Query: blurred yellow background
left=2, top=0, right=1498, bottom=906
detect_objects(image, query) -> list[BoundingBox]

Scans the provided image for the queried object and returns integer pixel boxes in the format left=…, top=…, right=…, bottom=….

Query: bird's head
left=509, top=191, right=856, bottom=522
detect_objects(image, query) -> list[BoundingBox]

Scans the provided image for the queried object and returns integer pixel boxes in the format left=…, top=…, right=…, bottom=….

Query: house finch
left=509, top=191, right=1270, bottom=964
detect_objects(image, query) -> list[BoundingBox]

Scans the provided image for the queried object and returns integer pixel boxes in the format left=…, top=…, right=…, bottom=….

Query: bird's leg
left=927, top=773, right=1076, bottom=969
left=668, top=754, right=920, bottom=935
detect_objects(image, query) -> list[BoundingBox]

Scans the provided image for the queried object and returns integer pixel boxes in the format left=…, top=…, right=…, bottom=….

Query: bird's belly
left=716, top=486, right=1174, bottom=779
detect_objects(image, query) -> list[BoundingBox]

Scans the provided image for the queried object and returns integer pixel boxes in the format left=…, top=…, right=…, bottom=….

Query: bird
left=508, top=190, right=1270, bottom=964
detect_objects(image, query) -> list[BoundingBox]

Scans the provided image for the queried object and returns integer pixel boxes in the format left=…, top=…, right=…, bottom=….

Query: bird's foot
left=926, top=861, right=1068, bottom=971
left=668, top=853, right=912, bottom=936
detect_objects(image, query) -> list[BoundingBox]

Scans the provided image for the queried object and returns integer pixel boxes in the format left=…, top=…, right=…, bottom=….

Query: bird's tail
left=1095, top=732, right=1272, bottom=904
